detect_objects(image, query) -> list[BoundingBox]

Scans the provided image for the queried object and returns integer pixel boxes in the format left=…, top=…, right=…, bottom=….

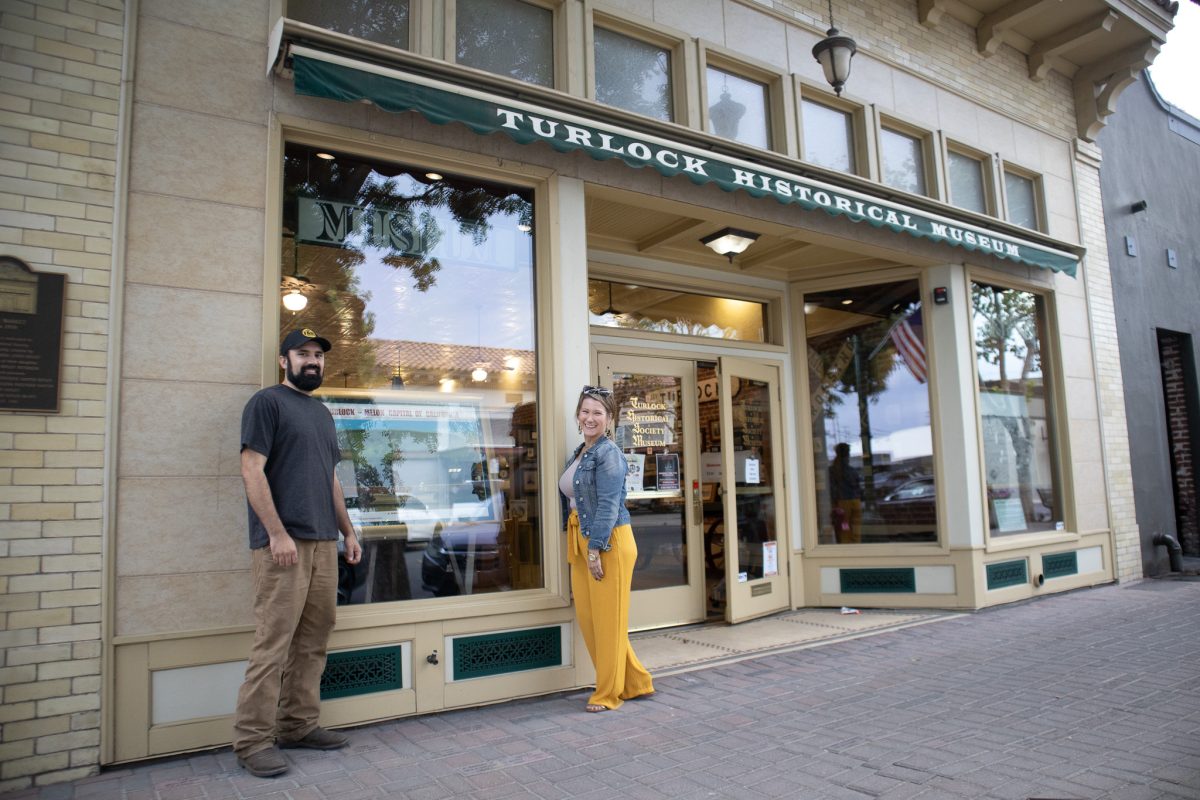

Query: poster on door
left=655, top=453, right=680, bottom=491
left=624, top=452, right=645, bottom=493
left=763, top=541, right=778, bottom=577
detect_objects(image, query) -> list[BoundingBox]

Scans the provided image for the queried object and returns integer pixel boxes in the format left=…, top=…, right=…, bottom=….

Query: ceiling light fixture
left=700, top=227, right=760, bottom=263
left=425, top=171, right=443, bottom=181
left=811, top=0, right=857, bottom=97
left=282, top=288, right=308, bottom=311
left=315, top=151, right=335, bottom=160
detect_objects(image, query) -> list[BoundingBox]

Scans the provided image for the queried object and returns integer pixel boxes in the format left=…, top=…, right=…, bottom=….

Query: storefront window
left=587, top=279, right=767, bottom=342
left=593, top=27, right=673, bottom=122
left=806, top=280, right=937, bottom=544
left=705, top=67, right=769, bottom=149
left=972, top=282, right=1060, bottom=536
left=287, top=0, right=411, bottom=49
left=281, top=143, right=540, bottom=603
left=801, top=98, right=855, bottom=173
left=949, top=150, right=987, bottom=214
left=457, top=0, right=554, bottom=87
left=881, top=127, right=927, bottom=196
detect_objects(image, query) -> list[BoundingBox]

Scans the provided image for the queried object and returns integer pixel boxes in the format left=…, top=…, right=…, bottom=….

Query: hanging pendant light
left=599, top=282, right=619, bottom=316
left=811, top=0, right=857, bottom=97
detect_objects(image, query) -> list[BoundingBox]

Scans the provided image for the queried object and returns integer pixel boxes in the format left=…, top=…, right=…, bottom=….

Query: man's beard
left=287, top=361, right=324, bottom=391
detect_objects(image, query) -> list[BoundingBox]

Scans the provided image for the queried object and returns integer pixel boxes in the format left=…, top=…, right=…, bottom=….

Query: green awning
left=290, top=47, right=1079, bottom=277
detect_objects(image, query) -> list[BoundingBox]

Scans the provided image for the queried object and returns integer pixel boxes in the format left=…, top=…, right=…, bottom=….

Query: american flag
left=890, top=308, right=927, bottom=383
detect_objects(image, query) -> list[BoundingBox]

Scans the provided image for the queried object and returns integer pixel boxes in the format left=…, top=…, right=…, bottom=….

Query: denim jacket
left=559, top=435, right=631, bottom=551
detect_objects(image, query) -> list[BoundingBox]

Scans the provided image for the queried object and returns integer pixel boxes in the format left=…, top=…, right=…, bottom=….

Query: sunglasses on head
left=581, top=384, right=612, bottom=397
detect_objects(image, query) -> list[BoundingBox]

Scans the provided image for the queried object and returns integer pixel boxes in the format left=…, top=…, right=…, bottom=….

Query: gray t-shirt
left=240, top=383, right=340, bottom=549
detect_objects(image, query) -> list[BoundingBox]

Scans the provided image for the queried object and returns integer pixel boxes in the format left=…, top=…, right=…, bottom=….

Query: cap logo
left=301, top=328, right=317, bottom=338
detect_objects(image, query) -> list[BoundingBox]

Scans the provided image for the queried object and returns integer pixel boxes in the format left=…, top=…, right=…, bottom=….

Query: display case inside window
left=456, top=0, right=555, bottom=87
left=287, top=0, right=411, bottom=49
left=972, top=282, right=1061, bottom=536
left=805, top=280, right=937, bottom=545
left=281, top=143, right=540, bottom=603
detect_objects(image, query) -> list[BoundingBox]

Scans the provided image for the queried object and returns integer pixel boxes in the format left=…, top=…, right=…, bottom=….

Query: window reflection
left=801, top=99, right=855, bottom=173
left=705, top=67, right=769, bottom=149
left=1004, top=171, right=1039, bottom=230
left=949, top=150, right=987, bottom=214
left=457, top=0, right=554, bottom=86
left=287, top=0, right=411, bottom=49
left=806, top=280, right=937, bottom=544
left=281, top=143, right=541, bottom=603
left=881, top=128, right=927, bottom=196
left=594, top=28, right=673, bottom=121
left=973, top=282, right=1060, bottom=536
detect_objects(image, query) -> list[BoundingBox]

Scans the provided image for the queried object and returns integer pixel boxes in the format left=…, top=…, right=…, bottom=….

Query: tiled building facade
left=0, top=0, right=1179, bottom=788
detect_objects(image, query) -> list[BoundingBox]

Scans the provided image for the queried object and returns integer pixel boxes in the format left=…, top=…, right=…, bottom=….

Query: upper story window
left=801, top=97, right=856, bottom=174
left=593, top=26, right=674, bottom=122
left=704, top=66, right=769, bottom=149
left=288, top=0, right=411, bottom=49
left=456, top=0, right=555, bottom=87
left=880, top=126, right=928, bottom=196
left=1004, top=169, right=1041, bottom=231
left=948, top=149, right=988, bottom=215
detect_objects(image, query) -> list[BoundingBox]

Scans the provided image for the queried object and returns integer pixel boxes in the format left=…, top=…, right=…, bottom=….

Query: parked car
left=420, top=521, right=509, bottom=597
left=875, top=477, right=937, bottom=526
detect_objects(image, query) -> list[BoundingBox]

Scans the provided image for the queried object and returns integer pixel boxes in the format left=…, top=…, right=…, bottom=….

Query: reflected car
left=347, top=491, right=443, bottom=548
left=875, top=477, right=937, bottom=526
left=420, top=522, right=509, bottom=597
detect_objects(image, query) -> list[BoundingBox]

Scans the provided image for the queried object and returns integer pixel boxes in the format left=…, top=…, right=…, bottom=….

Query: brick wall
left=0, top=0, right=124, bottom=790
left=1157, top=331, right=1200, bottom=555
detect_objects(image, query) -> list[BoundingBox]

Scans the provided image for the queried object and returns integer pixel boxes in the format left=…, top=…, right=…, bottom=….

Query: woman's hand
left=588, top=548, right=604, bottom=581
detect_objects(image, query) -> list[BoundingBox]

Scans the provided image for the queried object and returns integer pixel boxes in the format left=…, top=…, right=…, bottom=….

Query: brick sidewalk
left=8, top=579, right=1200, bottom=799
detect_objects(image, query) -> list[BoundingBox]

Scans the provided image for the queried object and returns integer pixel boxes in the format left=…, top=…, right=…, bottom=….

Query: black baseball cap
left=280, top=328, right=332, bottom=356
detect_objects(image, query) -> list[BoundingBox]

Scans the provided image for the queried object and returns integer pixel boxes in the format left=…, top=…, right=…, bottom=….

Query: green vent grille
left=1042, top=551, right=1078, bottom=579
left=839, top=568, right=916, bottom=594
left=453, top=627, right=562, bottom=681
left=986, top=559, right=1028, bottom=590
left=320, top=646, right=403, bottom=700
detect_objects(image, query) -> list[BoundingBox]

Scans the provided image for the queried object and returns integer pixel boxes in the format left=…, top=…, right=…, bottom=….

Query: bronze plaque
left=0, top=257, right=66, bottom=412
left=750, top=582, right=772, bottom=597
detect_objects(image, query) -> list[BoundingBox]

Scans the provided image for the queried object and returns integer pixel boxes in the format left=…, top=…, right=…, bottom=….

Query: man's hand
left=343, top=531, right=362, bottom=565
left=269, top=533, right=299, bottom=566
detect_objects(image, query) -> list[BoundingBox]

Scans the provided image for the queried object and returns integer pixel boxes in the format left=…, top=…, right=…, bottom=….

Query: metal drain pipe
left=1152, top=533, right=1184, bottom=573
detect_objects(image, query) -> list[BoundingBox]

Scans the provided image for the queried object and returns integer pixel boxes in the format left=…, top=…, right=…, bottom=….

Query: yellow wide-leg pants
left=568, top=512, right=655, bottom=709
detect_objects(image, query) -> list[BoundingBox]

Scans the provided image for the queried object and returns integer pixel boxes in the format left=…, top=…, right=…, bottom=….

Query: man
left=232, top=328, right=363, bottom=778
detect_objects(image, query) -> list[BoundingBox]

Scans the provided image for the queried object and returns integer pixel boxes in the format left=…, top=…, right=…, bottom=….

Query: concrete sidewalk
left=8, top=578, right=1200, bottom=799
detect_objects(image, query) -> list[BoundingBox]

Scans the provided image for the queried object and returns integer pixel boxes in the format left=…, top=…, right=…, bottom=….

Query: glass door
left=717, top=357, right=789, bottom=623
left=598, top=354, right=705, bottom=629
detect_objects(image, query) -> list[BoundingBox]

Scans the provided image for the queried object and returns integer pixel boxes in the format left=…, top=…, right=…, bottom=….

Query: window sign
left=625, top=452, right=646, bottom=492
left=0, top=257, right=65, bottom=412
left=762, top=541, right=778, bottom=577
left=655, top=453, right=680, bottom=491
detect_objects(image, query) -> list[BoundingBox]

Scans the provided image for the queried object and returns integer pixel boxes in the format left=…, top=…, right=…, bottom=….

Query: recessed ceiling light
left=841, top=299, right=853, bottom=305
left=315, top=152, right=335, bottom=160
left=425, top=172, right=443, bottom=181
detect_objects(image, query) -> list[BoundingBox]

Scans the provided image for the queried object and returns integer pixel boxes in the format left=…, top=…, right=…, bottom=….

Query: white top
left=558, top=455, right=581, bottom=509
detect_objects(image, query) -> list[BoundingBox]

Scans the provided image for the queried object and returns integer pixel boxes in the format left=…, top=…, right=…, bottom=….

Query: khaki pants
left=568, top=512, right=654, bottom=709
left=232, top=539, right=337, bottom=758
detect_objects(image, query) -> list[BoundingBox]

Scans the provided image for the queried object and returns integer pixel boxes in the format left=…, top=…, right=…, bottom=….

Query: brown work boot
left=278, top=726, right=349, bottom=750
left=237, top=746, right=288, bottom=777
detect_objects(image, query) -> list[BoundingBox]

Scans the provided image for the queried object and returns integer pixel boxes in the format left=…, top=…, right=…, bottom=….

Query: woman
left=559, top=385, right=654, bottom=712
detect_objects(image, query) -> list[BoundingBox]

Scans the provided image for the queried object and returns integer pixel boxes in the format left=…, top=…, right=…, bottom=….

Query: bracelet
left=587, top=552, right=599, bottom=562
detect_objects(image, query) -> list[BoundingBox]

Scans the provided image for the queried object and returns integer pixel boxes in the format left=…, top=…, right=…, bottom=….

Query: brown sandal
left=585, top=703, right=608, bottom=713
